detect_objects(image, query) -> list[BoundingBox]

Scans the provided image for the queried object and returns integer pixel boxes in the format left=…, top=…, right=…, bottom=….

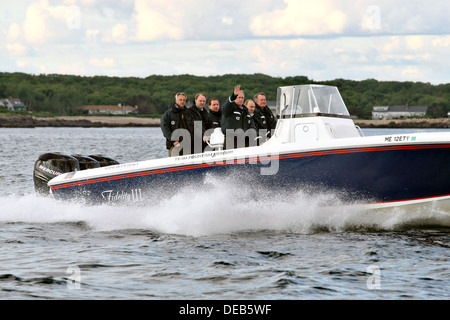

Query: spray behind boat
left=33, top=152, right=119, bottom=195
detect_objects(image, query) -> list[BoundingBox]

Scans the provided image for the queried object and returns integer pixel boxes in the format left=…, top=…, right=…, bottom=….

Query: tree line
left=1, top=72, right=449, bottom=119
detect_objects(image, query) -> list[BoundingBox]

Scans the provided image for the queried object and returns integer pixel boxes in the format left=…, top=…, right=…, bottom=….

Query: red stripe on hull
left=50, top=143, right=450, bottom=191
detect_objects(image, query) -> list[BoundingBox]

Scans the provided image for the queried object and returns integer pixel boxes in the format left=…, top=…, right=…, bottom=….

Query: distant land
left=0, top=114, right=448, bottom=128
left=1, top=72, right=449, bottom=119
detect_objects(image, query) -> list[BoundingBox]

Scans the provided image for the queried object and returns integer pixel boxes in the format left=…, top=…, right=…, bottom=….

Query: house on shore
left=372, top=105, right=427, bottom=120
left=82, top=104, right=138, bottom=115
left=0, top=97, right=27, bottom=111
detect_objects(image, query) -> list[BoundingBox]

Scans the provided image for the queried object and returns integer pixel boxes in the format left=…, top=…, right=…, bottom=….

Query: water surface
left=0, top=127, right=449, bottom=299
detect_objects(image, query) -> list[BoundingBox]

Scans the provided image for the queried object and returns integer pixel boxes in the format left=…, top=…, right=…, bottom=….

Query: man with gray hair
left=161, top=92, right=194, bottom=156
left=253, top=92, right=277, bottom=140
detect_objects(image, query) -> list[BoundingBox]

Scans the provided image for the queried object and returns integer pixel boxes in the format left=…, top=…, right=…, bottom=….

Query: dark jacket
left=188, top=105, right=212, bottom=135
left=161, top=104, right=194, bottom=150
left=254, top=104, right=277, bottom=138
left=250, top=113, right=267, bottom=139
left=221, top=95, right=257, bottom=135
left=208, top=109, right=222, bottom=128
left=187, top=105, right=213, bottom=153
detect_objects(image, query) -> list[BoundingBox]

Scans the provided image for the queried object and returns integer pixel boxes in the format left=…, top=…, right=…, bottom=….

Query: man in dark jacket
left=253, top=92, right=277, bottom=139
left=188, top=93, right=212, bottom=154
left=221, top=85, right=257, bottom=149
left=207, top=98, right=222, bottom=129
left=161, top=92, right=194, bottom=156
left=244, top=99, right=266, bottom=144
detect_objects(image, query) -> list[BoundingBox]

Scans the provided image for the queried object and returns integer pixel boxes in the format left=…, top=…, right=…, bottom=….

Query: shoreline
left=353, top=118, right=449, bottom=128
left=0, top=114, right=449, bottom=128
left=0, top=115, right=160, bottom=128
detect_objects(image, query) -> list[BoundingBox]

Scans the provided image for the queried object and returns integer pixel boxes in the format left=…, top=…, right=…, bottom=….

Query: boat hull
left=49, top=142, right=450, bottom=207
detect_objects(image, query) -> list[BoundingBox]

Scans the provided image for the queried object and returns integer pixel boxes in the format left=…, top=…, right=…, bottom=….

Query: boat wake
left=1, top=175, right=449, bottom=236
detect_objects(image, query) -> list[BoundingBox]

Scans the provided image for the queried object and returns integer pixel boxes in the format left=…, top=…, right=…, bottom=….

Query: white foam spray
left=1, top=175, right=449, bottom=236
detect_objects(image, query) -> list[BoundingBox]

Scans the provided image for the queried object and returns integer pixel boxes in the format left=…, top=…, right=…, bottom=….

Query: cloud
left=104, top=23, right=129, bottom=44
left=22, top=0, right=49, bottom=44
left=16, top=60, right=30, bottom=68
left=221, top=17, right=233, bottom=26
left=250, top=0, right=450, bottom=38
left=90, top=57, right=116, bottom=67
left=381, top=0, right=450, bottom=35
left=1, top=0, right=450, bottom=84
left=7, top=23, right=22, bottom=42
left=250, top=0, right=348, bottom=37
left=7, top=0, right=83, bottom=48
left=432, top=36, right=450, bottom=47
left=6, top=43, right=28, bottom=56
left=406, top=36, right=424, bottom=50
left=133, top=0, right=183, bottom=41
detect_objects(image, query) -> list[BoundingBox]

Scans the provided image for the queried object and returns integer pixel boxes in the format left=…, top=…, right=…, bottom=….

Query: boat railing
left=355, top=125, right=365, bottom=137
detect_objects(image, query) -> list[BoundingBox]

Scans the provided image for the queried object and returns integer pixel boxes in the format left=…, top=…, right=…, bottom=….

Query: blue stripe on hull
left=51, top=146, right=450, bottom=205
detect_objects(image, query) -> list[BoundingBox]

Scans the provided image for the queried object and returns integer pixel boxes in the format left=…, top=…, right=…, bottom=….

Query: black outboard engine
left=71, top=154, right=101, bottom=170
left=33, top=153, right=80, bottom=195
left=33, top=153, right=120, bottom=196
left=88, top=155, right=120, bottom=167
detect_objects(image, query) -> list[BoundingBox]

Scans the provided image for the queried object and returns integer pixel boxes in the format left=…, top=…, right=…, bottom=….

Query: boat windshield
left=276, top=85, right=350, bottom=118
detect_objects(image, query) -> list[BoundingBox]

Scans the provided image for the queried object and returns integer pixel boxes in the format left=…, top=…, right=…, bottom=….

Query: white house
left=372, top=105, right=427, bottom=120
left=0, top=97, right=27, bottom=111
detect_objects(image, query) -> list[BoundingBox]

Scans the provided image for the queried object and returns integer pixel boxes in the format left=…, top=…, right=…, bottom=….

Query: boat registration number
left=384, top=135, right=416, bottom=142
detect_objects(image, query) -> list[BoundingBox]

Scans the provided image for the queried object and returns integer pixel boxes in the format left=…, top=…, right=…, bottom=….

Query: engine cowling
left=33, top=153, right=79, bottom=195
left=33, top=153, right=119, bottom=195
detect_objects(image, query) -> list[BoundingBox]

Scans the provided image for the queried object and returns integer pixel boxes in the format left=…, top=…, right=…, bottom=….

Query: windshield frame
left=276, top=85, right=350, bottom=119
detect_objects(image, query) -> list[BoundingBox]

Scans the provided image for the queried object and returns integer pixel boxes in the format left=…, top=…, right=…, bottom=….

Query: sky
left=1, top=0, right=450, bottom=84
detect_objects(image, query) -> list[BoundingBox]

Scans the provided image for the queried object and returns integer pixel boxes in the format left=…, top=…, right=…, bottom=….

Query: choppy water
left=0, top=127, right=449, bottom=300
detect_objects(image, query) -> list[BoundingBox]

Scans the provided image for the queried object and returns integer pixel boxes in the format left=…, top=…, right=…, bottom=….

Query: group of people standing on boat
left=161, top=85, right=277, bottom=157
